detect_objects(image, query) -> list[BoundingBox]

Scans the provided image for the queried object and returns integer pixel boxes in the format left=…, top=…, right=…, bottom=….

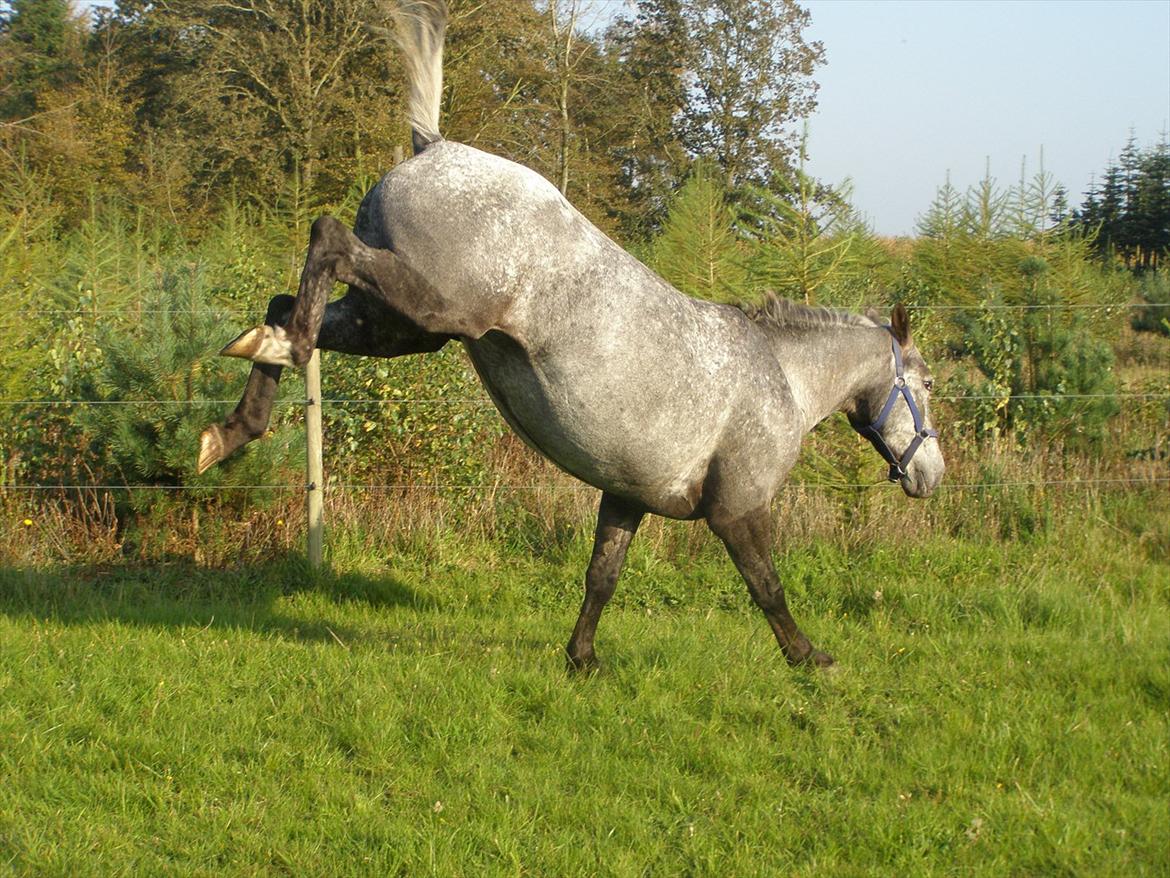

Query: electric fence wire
left=6, top=302, right=1170, bottom=319
left=2, top=476, right=1166, bottom=493
left=0, top=391, right=1167, bottom=407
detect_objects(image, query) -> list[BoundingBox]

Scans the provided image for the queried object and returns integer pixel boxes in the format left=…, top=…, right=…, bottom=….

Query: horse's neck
left=773, top=326, right=890, bottom=433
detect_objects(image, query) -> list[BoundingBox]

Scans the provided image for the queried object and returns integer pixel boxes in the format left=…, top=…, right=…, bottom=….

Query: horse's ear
left=890, top=303, right=912, bottom=347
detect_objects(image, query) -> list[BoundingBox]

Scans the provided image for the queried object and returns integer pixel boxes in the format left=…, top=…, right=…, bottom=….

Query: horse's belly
left=464, top=333, right=715, bottom=517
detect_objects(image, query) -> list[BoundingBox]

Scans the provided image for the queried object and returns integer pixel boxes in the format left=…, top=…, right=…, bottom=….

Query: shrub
left=75, top=265, right=303, bottom=512
left=1132, top=272, right=1170, bottom=336
left=953, top=289, right=1120, bottom=449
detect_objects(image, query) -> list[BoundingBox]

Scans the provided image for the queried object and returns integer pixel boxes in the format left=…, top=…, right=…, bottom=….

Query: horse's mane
left=739, top=294, right=881, bottom=333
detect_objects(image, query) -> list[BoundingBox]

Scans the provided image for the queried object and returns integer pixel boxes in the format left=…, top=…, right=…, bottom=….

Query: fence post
left=305, top=349, right=325, bottom=570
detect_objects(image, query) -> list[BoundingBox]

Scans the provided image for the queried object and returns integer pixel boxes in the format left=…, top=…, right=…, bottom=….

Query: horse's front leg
left=221, top=215, right=499, bottom=369
left=199, top=292, right=449, bottom=474
left=708, top=507, right=834, bottom=668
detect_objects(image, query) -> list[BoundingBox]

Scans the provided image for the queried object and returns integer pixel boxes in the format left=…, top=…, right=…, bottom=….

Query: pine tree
left=1132, top=136, right=1170, bottom=269
left=739, top=139, right=856, bottom=305
left=77, top=268, right=302, bottom=510
left=646, top=162, right=748, bottom=302
left=1072, top=135, right=1170, bottom=271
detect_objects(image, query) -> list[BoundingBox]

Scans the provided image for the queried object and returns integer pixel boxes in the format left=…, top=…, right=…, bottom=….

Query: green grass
left=1, top=517, right=1168, bottom=876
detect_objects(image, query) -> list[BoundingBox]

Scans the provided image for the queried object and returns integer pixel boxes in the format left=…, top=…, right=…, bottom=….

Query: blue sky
left=80, top=0, right=1169, bottom=236
left=803, top=0, right=1170, bottom=235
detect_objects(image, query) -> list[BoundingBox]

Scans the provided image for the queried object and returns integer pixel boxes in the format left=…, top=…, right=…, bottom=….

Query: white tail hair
left=387, top=0, right=447, bottom=151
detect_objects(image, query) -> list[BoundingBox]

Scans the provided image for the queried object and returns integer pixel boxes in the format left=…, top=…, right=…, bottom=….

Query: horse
left=198, top=0, right=944, bottom=670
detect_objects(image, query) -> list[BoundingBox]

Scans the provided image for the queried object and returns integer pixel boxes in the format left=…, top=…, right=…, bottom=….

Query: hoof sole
left=197, top=425, right=225, bottom=475
left=220, top=325, right=297, bottom=368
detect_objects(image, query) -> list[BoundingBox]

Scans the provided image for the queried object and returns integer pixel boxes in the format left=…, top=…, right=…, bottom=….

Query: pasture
left=2, top=492, right=1166, bottom=876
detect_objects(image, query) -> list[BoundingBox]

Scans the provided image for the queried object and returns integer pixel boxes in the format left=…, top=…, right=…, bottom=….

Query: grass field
left=1, top=496, right=1168, bottom=876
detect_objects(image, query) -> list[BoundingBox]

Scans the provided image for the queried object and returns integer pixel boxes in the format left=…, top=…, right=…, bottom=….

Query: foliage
left=319, top=345, right=507, bottom=487
left=602, top=0, right=692, bottom=239
left=644, top=162, right=748, bottom=302
left=0, top=0, right=80, bottom=119
left=1131, top=268, right=1170, bottom=336
left=673, top=0, right=824, bottom=190
left=1072, top=134, right=1170, bottom=271
left=952, top=290, right=1121, bottom=449
left=738, top=138, right=861, bottom=306
left=74, top=268, right=303, bottom=511
left=93, top=0, right=401, bottom=210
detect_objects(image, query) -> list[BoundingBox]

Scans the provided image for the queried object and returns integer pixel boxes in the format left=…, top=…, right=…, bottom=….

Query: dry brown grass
left=4, top=423, right=1163, bottom=573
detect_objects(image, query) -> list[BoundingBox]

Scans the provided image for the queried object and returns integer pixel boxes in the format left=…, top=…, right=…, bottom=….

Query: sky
left=79, top=0, right=1169, bottom=236
left=801, top=0, right=1170, bottom=235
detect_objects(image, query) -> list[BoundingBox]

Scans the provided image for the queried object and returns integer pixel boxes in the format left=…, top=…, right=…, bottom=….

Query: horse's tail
left=388, top=0, right=447, bottom=154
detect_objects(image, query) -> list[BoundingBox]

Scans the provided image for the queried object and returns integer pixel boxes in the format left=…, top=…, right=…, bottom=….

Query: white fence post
left=305, top=349, right=325, bottom=570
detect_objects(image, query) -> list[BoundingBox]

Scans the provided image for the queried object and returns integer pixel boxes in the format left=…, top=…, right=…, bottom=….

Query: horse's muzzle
left=900, top=459, right=944, bottom=498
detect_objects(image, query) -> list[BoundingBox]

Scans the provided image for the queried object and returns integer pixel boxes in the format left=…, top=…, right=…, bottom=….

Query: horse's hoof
left=220, top=325, right=297, bottom=368
left=565, top=651, right=601, bottom=675
left=809, top=649, right=837, bottom=672
left=788, top=647, right=836, bottom=670
left=197, top=425, right=225, bottom=475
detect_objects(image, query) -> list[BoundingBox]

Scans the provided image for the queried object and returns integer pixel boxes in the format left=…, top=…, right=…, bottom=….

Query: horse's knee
left=310, top=214, right=349, bottom=244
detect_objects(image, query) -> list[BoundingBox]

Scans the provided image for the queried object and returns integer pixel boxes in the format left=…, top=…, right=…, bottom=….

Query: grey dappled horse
left=199, top=0, right=944, bottom=670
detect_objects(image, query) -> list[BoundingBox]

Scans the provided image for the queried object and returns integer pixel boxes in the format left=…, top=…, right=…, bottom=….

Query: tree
left=677, top=0, right=823, bottom=190
left=77, top=267, right=302, bottom=507
left=523, top=0, right=627, bottom=228
left=1073, top=134, right=1170, bottom=271
left=1130, top=135, right=1170, bottom=269
left=0, top=0, right=79, bottom=119
left=440, top=0, right=545, bottom=155
left=102, top=0, right=401, bottom=207
left=603, top=0, right=691, bottom=238
left=646, top=161, right=748, bottom=302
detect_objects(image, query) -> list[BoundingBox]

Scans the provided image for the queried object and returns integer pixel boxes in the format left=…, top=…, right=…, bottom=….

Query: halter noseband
left=858, top=327, right=938, bottom=483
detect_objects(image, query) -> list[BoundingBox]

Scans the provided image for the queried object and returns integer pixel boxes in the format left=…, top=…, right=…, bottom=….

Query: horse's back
left=361, top=142, right=606, bottom=321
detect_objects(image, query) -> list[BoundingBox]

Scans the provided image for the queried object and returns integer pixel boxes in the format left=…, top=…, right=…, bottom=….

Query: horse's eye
left=924, top=379, right=934, bottom=392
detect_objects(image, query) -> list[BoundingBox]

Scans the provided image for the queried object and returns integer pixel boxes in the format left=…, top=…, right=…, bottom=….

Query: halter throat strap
left=857, top=327, right=938, bottom=482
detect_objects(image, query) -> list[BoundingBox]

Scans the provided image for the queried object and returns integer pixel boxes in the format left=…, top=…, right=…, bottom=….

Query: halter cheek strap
left=858, top=328, right=939, bottom=483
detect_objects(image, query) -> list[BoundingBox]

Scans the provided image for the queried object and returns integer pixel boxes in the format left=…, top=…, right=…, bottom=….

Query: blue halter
left=858, top=328, right=939, bottom=483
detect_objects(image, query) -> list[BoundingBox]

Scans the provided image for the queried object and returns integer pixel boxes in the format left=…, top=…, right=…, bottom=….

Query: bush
left=1132, top=272, right=1170, bottom=336
left=319, top=344, right=507, bottom=486
left=75, top=266, right=303, bottom=512
left=953, top=289, right=1120, bottom=449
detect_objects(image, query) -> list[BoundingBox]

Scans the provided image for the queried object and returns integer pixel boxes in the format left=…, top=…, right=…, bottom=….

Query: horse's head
left=850, top=304, right=945, bottom=498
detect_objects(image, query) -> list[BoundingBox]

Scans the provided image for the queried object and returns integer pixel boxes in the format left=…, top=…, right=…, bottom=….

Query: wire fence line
left=2, top=476, right=1167, bottom=494
left=1, top=391, right=1167, bottom=408
left=3, top=296, right=1164, bottom=500
left=7, top=302, right=1169, bottom=318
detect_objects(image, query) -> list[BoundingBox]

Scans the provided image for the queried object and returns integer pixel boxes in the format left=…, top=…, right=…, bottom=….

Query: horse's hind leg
left=708, top=507, right=834, bottom=668
left=223, top=215, right=496, bottom=368
left=221, top=216, right=353, bottom=367
left=200, top=292, right=448, bottom=473
left=566, top=492, right=645, bottom=672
